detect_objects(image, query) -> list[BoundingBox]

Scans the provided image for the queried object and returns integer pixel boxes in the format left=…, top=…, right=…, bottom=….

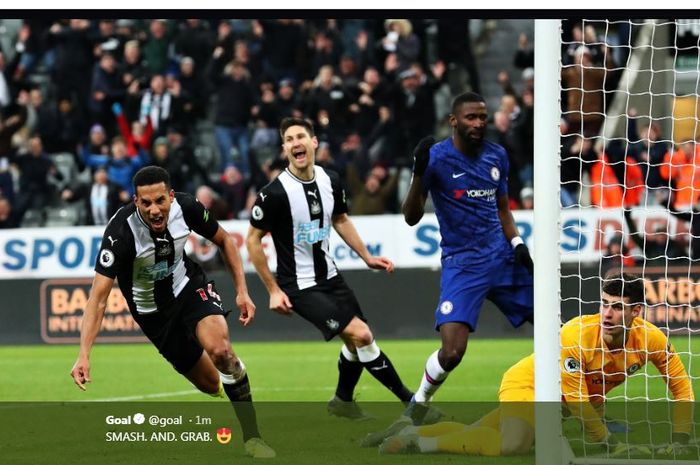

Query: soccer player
left=246, top=117, right=415, bottom=419
left=400, top=92, right=534, bottom=422
left=69, top=166, right=275, bottom=458
left=372, top=272, right=694, bottom=457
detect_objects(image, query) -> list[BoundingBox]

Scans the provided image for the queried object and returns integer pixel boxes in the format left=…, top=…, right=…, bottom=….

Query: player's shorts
left=497, top=357, right=535, bottom=428
left=133, top=279, right=230, bottom=374
left=434, top=252, right=533, bottom=332
left=286, top=274, right=366, bottom=341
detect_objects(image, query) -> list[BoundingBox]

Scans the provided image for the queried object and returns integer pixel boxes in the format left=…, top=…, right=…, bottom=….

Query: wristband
left=511, top=236, right=524, bottom=249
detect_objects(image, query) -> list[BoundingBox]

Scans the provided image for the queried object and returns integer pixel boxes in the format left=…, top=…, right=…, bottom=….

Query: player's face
left=134, top=182, right=174, bottom=233
left=600, top=292, right=641, bottom=339
left=450, top=102, right=488, bottom=147
left=282, top=125, right=318, bottom=173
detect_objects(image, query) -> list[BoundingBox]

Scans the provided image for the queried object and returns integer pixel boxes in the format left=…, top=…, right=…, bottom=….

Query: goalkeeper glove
left=511, top=237, right=533, bottom=275
left=412, top=136, right=435, bottom=176
left=656, top=442, right=694, bottom=457
left=609, top=441, right=651, bottom=458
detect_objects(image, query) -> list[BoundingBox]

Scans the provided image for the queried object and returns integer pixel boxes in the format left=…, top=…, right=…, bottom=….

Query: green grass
left=2, top=338, right=699, bottom=464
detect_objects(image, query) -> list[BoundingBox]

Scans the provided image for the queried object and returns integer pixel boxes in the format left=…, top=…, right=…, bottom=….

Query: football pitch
left=2, top=338, right=699, bottom=464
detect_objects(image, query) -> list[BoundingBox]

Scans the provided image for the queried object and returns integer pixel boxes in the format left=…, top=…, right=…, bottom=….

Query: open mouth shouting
left=292, top=147, right=307, bottom=163
left=150, top=215, right=165, bottom=231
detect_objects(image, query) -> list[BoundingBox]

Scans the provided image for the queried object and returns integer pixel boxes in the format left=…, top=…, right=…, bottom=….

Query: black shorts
left=286, top=274, right=366, bottom=341
left=133, top=279, right=230, bottom=374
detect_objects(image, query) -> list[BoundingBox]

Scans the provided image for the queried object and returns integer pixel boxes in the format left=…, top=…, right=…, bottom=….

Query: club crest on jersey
left=490, top=166, right=500, bottom=181
left=439, top=301, right=453, bottom=315
left=99, top=249, right=115, bottom=267
left=157, top=244, right=172, bottom=257
left=252, top=206, right=264, bottom=220
left=326, top=319, right=340, bottom=330
left=627, top=363, right=640, bottom=375
left=564, top=357, right=580, bottom=373
left=310, top=200, right=321, bottom=215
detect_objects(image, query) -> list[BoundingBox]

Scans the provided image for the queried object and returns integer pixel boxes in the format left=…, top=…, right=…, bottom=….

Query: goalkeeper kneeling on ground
left=369, top=271, right=694, bottom=456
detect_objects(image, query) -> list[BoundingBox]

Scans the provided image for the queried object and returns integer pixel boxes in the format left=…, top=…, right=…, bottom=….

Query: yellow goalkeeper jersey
left=503, top=314, right=693, bottom=441
left=559, top=313, right=693, bottom=404
left=561, top=313, right=693, bottom=441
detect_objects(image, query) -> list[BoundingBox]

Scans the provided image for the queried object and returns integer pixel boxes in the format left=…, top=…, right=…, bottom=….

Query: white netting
left=559, top=18, right=699, bottom=462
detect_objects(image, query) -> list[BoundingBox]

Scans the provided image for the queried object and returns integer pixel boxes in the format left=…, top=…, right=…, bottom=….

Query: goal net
left=537, top=18, right=700, bottom=464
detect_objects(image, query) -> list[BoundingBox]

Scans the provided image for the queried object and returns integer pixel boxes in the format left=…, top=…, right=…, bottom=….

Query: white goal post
left=534, top=18, right=700, bottom=465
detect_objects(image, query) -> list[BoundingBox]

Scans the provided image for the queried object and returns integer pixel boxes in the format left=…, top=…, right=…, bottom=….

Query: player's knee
left=440, top=347, right=465, bottom=371
left=207, top=344, right=233, bottom=369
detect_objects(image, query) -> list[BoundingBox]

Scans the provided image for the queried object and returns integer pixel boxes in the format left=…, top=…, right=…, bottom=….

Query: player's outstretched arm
left=245, top=225, right=293, bottom=315
left=332, top=213, right=394, bottom=273
left=402, top=136, right=434, bottom=226
left=70, top=272, right=113, bottom=391
left=211, top=225, right=256, bottom=325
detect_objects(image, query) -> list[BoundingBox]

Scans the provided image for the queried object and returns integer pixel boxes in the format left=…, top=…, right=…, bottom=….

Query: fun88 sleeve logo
left=295, top=220, right=331, bottom=245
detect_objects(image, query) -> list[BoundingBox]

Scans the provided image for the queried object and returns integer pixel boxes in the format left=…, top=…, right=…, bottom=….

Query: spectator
left=660, top=141, right=700, bottom=210
left=589, top=146, right=644, bottom=209
left=381, top=19, right=420, bottom=72
left=174, top=19, right=214, bottom=75
left=120, top=40, right=149, bottom=96
left=213, top=164, right=247, bottom=219
left=81, top=124, right=110, bottom=162
left=53, top=96, right=86, bottom=157
left=82, top=136, right=148, bottom=195
left=561, top=45, right=606, bottom=135
left=112, top=102, right=153, bottom=157
left=47, top=19, right=93, bottom=118
left=138, top=74, right=178, bottom=136
left=276, top=78, right=302, bottom=120
left=628, top=115, right=668, bottom=205
left=436, top=19, right=481, bottom=95
left=166, top=127, right=209, bottom=193
left=142, top=19, right=172, bottom=75
left=519, top=186, right=534, bottom=210
left=623, top=209, right=687, bottom=265
left=12, top=135, right=62, bottom=222
left=346, top=162, right=398, bottom=215
left=178, top=56, right=208, bottom=125
left=61, top=166, right=128, bottom=225
left=513, top=32, right=534, bottom=70
left=89, top=52, right=124, bottom=130
left=0, top=196, right=18, bottom=228
left=210, top=59, right=254, bottom=176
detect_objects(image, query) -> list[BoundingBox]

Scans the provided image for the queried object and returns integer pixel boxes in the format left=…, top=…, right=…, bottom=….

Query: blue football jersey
left=422, top=137, right=511, bottom=263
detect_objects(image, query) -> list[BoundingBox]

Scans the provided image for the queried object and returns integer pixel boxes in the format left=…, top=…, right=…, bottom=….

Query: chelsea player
left=401, top=91, right=534, bottom=424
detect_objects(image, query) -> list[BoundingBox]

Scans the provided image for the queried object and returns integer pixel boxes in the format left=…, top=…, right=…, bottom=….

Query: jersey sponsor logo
left=326, top=318, right=340, bottom=330
left=136, top=261, right=177, bottom=281
left=453, top=188, right=497, bottom=202
left=490, top=166, right=500, bottom=181
left=252, top=206, right=264, bottom=221
left=452, top=172, right=466, bottom=179
left=439, top=300, right=453, bottom=315
left=99, top=249, right=115, bottom=268
left=564, top=357, right=581, bottom=373
left=295, top=219, right=330, bottom=245
left=310, top=200, right=321, bottom=215
left=627, top=363, right=641, bottom=375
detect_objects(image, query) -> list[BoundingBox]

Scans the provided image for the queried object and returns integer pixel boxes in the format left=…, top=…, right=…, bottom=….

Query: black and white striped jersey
left=95, top=193, right=218, bottom=315
left=250, top=166, right=348, bottom=292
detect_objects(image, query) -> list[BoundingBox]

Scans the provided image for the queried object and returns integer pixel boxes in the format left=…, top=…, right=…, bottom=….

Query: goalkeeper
left=369, top=271, right=694, bottom=456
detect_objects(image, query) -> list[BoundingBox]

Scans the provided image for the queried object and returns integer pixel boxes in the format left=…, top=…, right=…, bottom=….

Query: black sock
left=362, top=351, right=413, bottom=402
left=335, top=350, right=363, bottom=401
left=222, top=374, right=261, bottom=442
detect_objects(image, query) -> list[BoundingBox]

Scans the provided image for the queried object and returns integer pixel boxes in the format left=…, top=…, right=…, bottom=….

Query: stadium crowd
left=0, top=18, right=536, bottom=229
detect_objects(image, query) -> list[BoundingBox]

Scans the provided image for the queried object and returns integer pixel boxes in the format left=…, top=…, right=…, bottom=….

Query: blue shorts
left=434, top=254, right=533, bottom=332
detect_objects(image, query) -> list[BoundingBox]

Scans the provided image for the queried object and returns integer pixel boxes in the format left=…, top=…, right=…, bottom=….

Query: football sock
left=335, top=345, right=363, bottom=401
left=219, top=360, right=261, bottom=442
left=415, top=350, right=449, bottom=402
left=357, top=341, right=413, bottom=402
